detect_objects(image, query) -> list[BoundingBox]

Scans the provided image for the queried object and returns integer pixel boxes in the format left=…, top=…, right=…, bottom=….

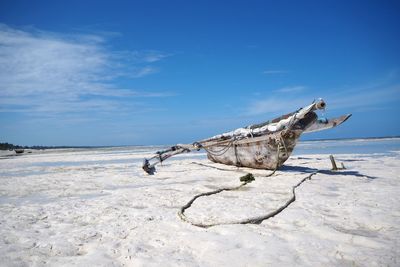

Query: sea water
left=294, top=137, right=400, bottom=155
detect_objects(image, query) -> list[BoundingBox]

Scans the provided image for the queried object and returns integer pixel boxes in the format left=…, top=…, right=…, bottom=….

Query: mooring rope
left=178, top=142, right=290, bottom=228
left=177, top=130, right=321, bottom=228
left=202, top=138, right=235, bottom=157
left=190, top=161, right=280, bottom=176
left=178, top=170, right=318, bottom=228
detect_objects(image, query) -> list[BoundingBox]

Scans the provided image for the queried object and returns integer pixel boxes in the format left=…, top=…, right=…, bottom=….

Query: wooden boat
left=142, top=99, right=351, bottom=174
left=14, top=149, right=25, bottom=154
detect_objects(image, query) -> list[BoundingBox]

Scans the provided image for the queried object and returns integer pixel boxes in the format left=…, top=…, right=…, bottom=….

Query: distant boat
left=14, top=149, right=24, bottom=154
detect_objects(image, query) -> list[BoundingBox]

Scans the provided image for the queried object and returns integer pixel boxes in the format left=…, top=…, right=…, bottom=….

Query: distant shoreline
left=1, top=136, right=399, bottom=150
left=301, top=135, right=400, bottom=142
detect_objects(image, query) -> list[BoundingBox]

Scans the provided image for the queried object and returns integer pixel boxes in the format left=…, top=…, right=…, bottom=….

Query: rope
left=191, top=162, right=280, bottom=177
left=178, top=130, right=322, bottom=228
left=279, top=135, right=288, bottom=155
left=202, top=138, right=235, bottom=157
left=234, top=144, right=242, bottom=166
left=178, top=170, right=317, bottom=228
left=178, top=143, right=285, bottom=227
left=178, top=181, right=250, bottom=227
left=191, top=162, right=248, bottom=173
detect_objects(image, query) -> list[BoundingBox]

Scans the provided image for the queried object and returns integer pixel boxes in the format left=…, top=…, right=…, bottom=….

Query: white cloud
left=327, top=84, right=400, bottom=111
left=245, top=85, right=308, bottom=115
left=246, top=96, right=311, bottom=116
left=245, top=78, right=400, bottom=116
left=141, top=50, right=171, bottom=63
left=0, top=24, right=170, bottom=114
left=131, top=66, right=158, bottom=78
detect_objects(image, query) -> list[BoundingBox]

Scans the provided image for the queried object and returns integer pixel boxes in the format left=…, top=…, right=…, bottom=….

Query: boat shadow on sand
left=281, top=165, right=378, bottom=180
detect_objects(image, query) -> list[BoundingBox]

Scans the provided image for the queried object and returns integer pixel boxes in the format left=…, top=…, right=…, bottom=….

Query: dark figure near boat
left=15, top=149, right=24, bottom=154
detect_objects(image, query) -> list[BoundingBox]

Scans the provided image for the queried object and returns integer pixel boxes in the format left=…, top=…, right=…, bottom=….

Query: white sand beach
left=0, top=141, right=399, bottom=266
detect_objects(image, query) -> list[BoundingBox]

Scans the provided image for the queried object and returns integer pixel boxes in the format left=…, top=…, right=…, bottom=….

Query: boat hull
left=207, top=130, right=301, bottom=169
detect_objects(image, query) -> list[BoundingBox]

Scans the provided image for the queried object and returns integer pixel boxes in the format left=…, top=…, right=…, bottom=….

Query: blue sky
left=0, top=0, right=399, bottom=146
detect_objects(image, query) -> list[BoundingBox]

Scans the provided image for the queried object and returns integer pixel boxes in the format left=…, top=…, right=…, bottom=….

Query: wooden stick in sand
left=330, top=155, right=338, bottom=170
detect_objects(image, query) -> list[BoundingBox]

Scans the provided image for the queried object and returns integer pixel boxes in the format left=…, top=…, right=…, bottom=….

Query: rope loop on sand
left=178, top=170, right=318, bottom=228
left=178, top=142, right=317, bottom=228
left=178, top=135, right=320, bottom=228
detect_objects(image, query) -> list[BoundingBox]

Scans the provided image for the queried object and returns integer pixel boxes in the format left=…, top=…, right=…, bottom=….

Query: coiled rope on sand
left=178, top=131, right=321, bottom=228
left=178, top=169, right=317, bottom=228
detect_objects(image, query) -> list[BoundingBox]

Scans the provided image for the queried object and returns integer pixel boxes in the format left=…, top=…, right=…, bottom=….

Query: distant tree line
left=0, top=142, right=102, bottom=150
left=0, top=142, right=82, bottom=150
left=0, top=142, right=24, bottom=150
left=0, top=142, right=50, bottom=150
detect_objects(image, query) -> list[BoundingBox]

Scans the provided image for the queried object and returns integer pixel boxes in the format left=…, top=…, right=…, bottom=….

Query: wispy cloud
left=0, top=24, right=170, bottom=114
left=245, top=86, right=308, bottom=115
left=275, top=86, right=306, bottom=93
left=246, top=97, right=310, bottom=116
left=141, top=50, right=171, bottom=63
left=263, top=70, right=288, bottom=75
left=131, top=66, right=158, bottom=78
left=328, top=84, right=400, bottom=111
left=245, top=74, right=400, bottom=116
